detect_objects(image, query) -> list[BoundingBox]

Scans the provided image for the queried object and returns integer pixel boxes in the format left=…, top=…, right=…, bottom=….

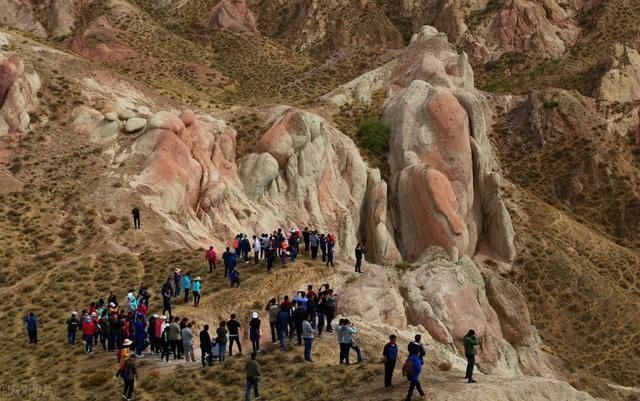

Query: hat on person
left=160, top=315, right=166, bottom=320
left=174, top=267, right=181, bottom=272
left=71, top=311, right=77, bottom=315
left=90, top=312, right=97, bottom=317
left=252, top=312, right=258, bottom=319
left=195, top=276, right=201, bottom=281
left=152, top=313, right=158, bottom=318
left=123, top=339, right=132, bottom=346
left=109, top=302, right=116, bottom=307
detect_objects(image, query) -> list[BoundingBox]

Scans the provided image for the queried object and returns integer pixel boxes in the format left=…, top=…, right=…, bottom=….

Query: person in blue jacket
left=24, top=312, right=38, bottom=345
left=277, top=305, right=291, bottom=351
left=182, top=273, right=192, bottom=303
left=405, top=351, right=426, bottom=400
left=133, top=317, right=146, bottom=356
left=192, top=277, right=202, bottom=307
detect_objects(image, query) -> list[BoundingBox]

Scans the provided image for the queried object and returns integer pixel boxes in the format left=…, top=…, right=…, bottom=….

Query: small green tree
left=357, top=117, right=390, bottom=155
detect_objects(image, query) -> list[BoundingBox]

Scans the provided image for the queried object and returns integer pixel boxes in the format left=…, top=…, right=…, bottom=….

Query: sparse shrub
left=543, top=100, right=560, bottom=109
left=438, top=361, right=453, bottom=371
left=357, top=117, right=390, bottom=155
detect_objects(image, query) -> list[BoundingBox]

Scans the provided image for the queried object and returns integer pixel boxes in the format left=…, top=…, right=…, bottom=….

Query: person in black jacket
left=292, top=302, right=307, bottom=346
left=162, top=278, right=173, bottom=319
left=200, top=325, right=213, bottom=367
left=355, top=243, right=365, bottom=273
left=131, top=207, right=141, bottom=229
left=408, top=334, right=426, bottom=363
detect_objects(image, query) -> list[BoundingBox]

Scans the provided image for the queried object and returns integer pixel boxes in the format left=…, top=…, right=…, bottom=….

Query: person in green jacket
left=463, top=329, right=480, bottom=383
left=245, top=352, right=261, bottom=401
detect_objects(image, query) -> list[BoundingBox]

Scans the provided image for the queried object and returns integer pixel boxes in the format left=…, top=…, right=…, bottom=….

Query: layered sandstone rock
left=0, top=55, right=40, bottom=139
left=207, top=0, right=258, bottom=34
left=380, top=27, right=515, bottom=262
left=129, top=106, right=400, bottom=263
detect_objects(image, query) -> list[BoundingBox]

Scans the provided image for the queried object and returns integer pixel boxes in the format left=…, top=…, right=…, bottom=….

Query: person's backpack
left=402, top=358, right=414, bottom=378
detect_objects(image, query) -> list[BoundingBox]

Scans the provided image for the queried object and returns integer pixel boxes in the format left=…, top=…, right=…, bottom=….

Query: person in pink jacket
left=206, top=246, right=217, bottom=273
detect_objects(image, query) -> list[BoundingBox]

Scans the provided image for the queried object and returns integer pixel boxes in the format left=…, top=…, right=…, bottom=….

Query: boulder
left=49, top=0, right=75, bottom=37
left=483, top=271, right=534, bottom=346
left=597, top=44, right=640, bottom=103
left=104, top=111, right=118, bottom=121
left=0, top=0, right=46, bottom=38
left=338, top=267, right=407, bottom=328
left=71, top=106, right=119, bottom=143
left=124, top=117, right=147, bottom=133
left=401, top=252, right=521, bottom=377
left=206, top=0, right=258, bottom=34
left=67, top=16, right=137, bottom=63
left=0, top=55, right=40, bottom=138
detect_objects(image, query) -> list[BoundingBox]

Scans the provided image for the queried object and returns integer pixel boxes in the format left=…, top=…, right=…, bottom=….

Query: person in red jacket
left=205, top=246, right=217, bottom=273
left=83, top=313, right=99, bottom=354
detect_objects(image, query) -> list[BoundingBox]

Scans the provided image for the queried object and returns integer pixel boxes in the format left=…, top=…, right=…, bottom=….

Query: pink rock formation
left=383, top=28, right=515, bottom=262
left=207, top=0, right=258, bottom=34
left=0, top=54, right=40, bottom=139
left=67, top=16, right=137, bottom=63
left=0, top=0, right=46, bottom=38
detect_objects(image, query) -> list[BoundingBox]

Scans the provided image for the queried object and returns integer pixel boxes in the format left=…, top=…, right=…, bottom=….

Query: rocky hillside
left=1, top=1, right=640, bottom=401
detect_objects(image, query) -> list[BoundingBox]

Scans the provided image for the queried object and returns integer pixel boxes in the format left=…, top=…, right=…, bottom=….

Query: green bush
left=357, top=117, right=390, bottom=155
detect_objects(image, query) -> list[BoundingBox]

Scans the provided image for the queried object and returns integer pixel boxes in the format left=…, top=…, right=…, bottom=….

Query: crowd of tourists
left=21, top=219, right=482, bottom=401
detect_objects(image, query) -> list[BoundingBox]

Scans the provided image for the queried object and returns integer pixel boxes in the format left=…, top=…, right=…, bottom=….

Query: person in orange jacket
left=280, top=239, right=288, bottom=265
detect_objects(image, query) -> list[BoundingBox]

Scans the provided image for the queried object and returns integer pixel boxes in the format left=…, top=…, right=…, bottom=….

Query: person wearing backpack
left=249, top=312, right=261, bottom=353
left=403, top=351, right=426, bottom=400
left=122, top=353, right=138, bottom=401
left=230, top=269, right=241, bottom=287
left=383, top=335, right=398, bottom=389
left=464, top=329, right=480, bottom=383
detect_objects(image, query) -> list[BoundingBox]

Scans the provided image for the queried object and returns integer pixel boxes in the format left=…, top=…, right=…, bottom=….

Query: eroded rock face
left=207, top=0, right=258, bottom=34
left=67, top=16, right=137, bottom=63
left=0, top=0, right=46, bottom=38
left=0, top=55, right=40, bottom=139
left=49, top=0, right=75, bottom=37
left=597, top=44, right=640, bottom=103
left=129, top=106, right=400, bottom=263
left=381, top=27, right=515, bottom=262
left=249, top=0, right=403, bottom=56
left=241, top=108, right=400, bottom=262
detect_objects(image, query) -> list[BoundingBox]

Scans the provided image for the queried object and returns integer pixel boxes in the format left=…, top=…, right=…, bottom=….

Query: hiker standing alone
left=383, top=335, right=398, bottom=389
left=122, top=354, right=138, bottom=401
left=24, top=312, right=38, bottom=345
left=131, top=207, right=141, bottom=229
left=245, top=352, right=261, bottom=401
left=355, top=243, right=365, bottom=273
left=464, top=329, right=480, bottom=383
